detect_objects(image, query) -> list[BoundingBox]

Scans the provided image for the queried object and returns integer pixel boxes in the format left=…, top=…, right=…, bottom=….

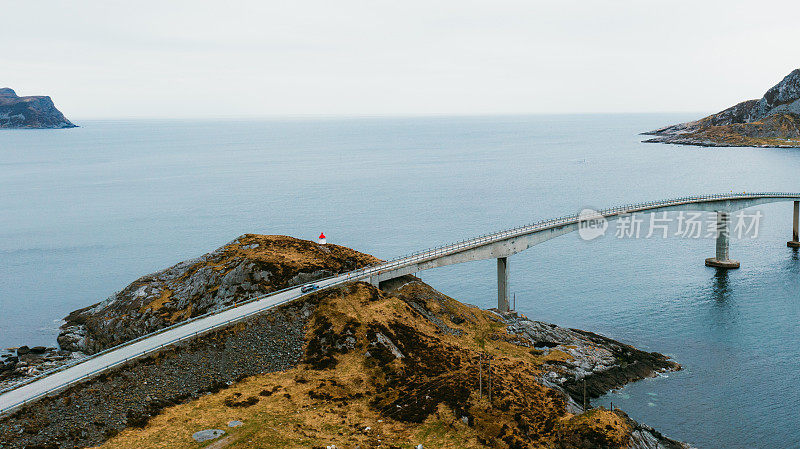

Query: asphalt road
left=0, top=273, right=351, bottom=414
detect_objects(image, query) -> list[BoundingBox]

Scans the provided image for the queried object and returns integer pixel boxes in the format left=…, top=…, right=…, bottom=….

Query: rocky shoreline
left=0, top=347, right=86, bottom=393
left=496, top=312, right=679, bottom=407
left=641, top=135, right=800, bottom=148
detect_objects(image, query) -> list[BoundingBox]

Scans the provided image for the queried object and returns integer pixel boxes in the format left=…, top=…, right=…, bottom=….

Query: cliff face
left=0, top=88, right=76, bottom=129
left=644, top=69, right=800, bottom=148
left=58, top=234, right=380, bottom=354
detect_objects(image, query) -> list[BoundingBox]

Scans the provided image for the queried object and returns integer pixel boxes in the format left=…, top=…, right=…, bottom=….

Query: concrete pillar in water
left=788, top=201, right=800, bottom=248
left=705, top=211, right=740, bottom=269
left=497, top=257, right=510, bottom=312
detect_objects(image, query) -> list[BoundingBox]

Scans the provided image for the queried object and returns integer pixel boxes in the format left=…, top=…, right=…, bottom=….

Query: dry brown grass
left=94, top=355, right=482, bottom=449
left=684, top=113, right=800, bottom=147
left=228, top=234, right=381, bottom=271
left=555, top=408, right=632, bottom=448
left=96, top=278, right=631, bottom=449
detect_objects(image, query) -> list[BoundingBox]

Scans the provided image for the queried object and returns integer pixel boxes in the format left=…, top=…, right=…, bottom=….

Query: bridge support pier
left=705, top=212, right=740, bottom=269
left=788, top=201, right=800, bottom=248
left=497, top=257, right=510, bottom=312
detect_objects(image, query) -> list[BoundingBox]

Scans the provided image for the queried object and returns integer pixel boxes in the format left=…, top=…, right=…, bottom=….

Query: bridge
left=364, top=192, right=800, bottom=309
left=1, top=192, right=799, bottom=415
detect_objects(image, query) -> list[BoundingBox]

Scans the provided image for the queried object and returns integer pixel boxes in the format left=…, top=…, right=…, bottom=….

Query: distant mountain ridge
left=643, top=69, right=800, bottom=148
left=0, top=88, right=76, bottom=129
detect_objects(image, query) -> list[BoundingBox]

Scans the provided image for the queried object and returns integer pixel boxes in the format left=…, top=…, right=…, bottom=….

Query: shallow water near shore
left=1, top=115, right=799, bottom=448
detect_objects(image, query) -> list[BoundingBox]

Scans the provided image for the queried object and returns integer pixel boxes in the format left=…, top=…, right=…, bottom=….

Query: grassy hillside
left=93, top=279, right=649, bottom=449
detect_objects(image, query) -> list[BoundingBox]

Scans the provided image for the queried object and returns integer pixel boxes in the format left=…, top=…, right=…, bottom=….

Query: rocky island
left=643, top=68, right=800, bottom=148
left=0, top=88, right=76, bottom=129
left=0, top=235, right=691, bottom=448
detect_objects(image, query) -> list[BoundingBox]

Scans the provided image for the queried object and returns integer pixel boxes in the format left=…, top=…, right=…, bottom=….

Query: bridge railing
left=372, top=192, right=798, bottom=271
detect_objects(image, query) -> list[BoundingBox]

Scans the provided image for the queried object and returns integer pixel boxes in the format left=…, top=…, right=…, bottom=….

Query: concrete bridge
left=363, top=192, right=800, bottom=311
left=1, top=192, right=799, bottom=415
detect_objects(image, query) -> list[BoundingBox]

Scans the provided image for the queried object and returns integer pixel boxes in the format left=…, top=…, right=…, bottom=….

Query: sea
left=1, top=115, right=799, bottom=448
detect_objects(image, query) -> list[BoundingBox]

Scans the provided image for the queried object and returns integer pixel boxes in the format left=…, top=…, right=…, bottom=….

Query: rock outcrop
left=0, top=88, right=76, bottom=129
left=58, top=234, right=379, bottom=354
left=643, top=69, right=800, bottom=148
left=498, top=314, right=679, bottom=406
left=1, top=235, right=691, bottom=448
left=0, top=347, right=83, bottom=390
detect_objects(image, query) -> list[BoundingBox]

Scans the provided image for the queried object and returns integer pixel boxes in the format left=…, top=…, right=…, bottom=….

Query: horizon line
left=64, top=111, right=710, bottom=121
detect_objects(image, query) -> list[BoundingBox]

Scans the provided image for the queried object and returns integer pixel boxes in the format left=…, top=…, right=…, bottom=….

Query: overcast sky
left=3, top=0, right=799, bottom=118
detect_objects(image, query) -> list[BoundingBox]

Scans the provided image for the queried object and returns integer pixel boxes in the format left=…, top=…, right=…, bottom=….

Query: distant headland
left=0, top=88, right=76, bottom=129
left=643, top=68, right=800, bottom=148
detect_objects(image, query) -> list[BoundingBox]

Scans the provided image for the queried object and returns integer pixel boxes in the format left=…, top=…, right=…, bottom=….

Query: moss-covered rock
left=58, top=234, right=379, bottom=354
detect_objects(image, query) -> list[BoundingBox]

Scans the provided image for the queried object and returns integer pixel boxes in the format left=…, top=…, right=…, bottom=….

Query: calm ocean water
left=1, top=116, right=799, bottom=447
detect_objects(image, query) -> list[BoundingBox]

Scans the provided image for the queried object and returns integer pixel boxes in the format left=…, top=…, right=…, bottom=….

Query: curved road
left=2, top=192, right=799, bottom=415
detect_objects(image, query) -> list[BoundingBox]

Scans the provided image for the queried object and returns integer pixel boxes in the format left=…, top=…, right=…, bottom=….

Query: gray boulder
left=192, top=429, right=225, bottom=442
